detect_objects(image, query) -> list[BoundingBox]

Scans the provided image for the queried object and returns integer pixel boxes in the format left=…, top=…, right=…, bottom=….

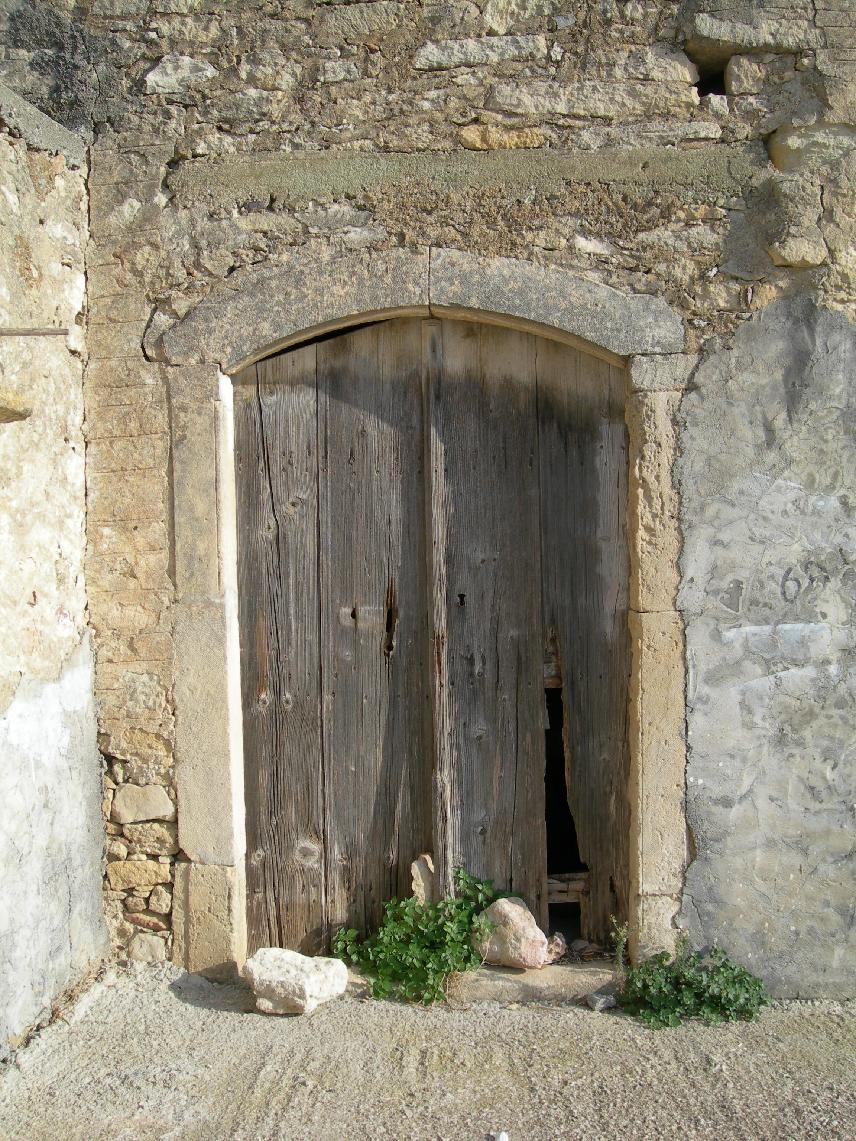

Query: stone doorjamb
left=158, top=247, right=694, bottom=975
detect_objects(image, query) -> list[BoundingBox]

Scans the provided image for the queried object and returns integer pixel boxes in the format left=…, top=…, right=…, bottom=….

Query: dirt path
left=1, top=964, right=854, bottom=1141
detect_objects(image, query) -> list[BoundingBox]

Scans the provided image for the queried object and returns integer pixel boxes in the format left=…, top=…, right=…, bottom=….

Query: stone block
left=170, top=399, right=220, bottom=599
left=244, top=948, right=348, bottom=1015
left=430, top=248, right=685, bottom=358
left=626, top=392, right=681, bottom=613
left=414, top=34, right=547, bottom=69
left=458, top=125, right=546, bottom=151
left=127, top=932, right=167, bottom=962
left=174, top=600, right=241, bottom=865
left=172, top=862, right=245, bottom=979
left=106, top=859, right=171, bottom=891
left=481, top=0, right=561, bottom=34
left=628, top=354, right=698, bottom=393
left=111, top=783, right=176, bottom=825
left=123, top=821, right=179, bottom=855
left=487, top=80, right=699, bottom=120
left=145, top=54, right=218, bottom=94
left=629, top=895, right=680, bottom=962
left=628, top=611, right=687, bottom=900
left=767, top=124, right=856, bottom=173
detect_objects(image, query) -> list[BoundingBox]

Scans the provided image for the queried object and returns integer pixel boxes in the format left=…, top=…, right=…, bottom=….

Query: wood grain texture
left=422, top=320, right=456, bottom=899
left=234, top=346, right=326, bottom=955
left=537, top=340, right=630, bottom=941
left=430, top=320, right=547, bottom=925
left=317, top=319, right=432, bottom=937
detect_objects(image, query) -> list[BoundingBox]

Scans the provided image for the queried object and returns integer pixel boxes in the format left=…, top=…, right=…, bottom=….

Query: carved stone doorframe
left=155, top=247, right=692, bottom=975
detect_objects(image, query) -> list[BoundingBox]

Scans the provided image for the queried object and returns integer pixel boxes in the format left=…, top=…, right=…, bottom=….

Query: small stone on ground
left=243, top=947, right=347, bottom=1015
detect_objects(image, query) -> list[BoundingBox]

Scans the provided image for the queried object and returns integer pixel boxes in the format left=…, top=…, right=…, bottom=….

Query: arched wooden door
left=234, top=317, right=628, bottom=953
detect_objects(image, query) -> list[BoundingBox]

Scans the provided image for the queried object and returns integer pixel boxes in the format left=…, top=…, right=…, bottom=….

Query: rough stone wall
left=0, top=94, right=107, bottom=1054
left=1, top=1, right=852, bottom=993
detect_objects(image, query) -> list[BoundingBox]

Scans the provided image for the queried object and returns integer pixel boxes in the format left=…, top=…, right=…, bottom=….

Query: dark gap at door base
left=544, top=687, right=587, bottom=942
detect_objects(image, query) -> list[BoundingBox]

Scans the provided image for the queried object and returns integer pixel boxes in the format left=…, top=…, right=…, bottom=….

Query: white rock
left=111, top=784, right=176, bottom=824
left=318, top=60, right=360, bottom=84
left=482, top=0, right=561, bottom=35
left=474, top=897, right=548, bottom=969
left=545, top=931, right=568, bottom=963
left=243, top=947, right=348, bottom=1015
left=128, top=932, right=167, bottom=963
left=145, top=53, right=218, bottom=95
left=411, top=853, right=436, bottom=904
left=414, top=35, right=547, bottom=70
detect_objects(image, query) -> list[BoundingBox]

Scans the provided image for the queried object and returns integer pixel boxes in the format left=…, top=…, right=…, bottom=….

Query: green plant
left=332, top=867, right=501, bottom=1004
left=619, top=935, right=770, bottom=1028
left=610, top=916, right=629, bottom=984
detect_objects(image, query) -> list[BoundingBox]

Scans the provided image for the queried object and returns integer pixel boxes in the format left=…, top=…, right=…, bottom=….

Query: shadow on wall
left=4, top=1, right=117, bottom=136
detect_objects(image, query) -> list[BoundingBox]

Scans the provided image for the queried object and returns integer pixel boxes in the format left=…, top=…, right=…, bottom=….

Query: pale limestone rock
left=768, top=229, right=827, bottom=269
left=602, top=45, right=699, bottom=83
left=474, top=897, right=548, bottom=969
left=545, top=932, right=567, bottom=963
left=414, top=34, right=547, bottom=69
left=124, top=896, right=147, bottom=914
left=111, top=784, right=176, bottom=824
left=488, top=80, right=699, bottom=120
left=235, top=53, right=301, bottom=92
left=481, top=0, right=561, bottom=34
left=123, top=821, right=179, bottom=855
left=682, top=11, right=818, bottom=68
left=318, top=60, right=360, bottom=84
left=459, top=124, right=546, bottom=150
left=243, top=948, right=348, bottom=1015
left=148, top=885, right=173, bottom=915
left=411, top=853, right=435, bottom=904
left=725, top=52, right=795, bottom=96
left=319, top=2, right=405, bottom=42
left=106, top=839, right=128, bottom=861
left=128, top=932, right=167, bottom=963
left=767, top=124, right=856, bottom=173
left=106, top=859, right=171, bottom=892
left=145, top=54, right=218, bottom=95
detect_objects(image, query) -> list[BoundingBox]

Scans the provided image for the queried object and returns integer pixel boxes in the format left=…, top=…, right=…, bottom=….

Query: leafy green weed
left=619, top=934, right=770, bottom=1028
left=332, top=867, right=502, bottom=1004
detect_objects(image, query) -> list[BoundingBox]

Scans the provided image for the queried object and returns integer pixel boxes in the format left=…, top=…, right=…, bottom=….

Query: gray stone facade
left=0, top=0, right=853, bottom=1000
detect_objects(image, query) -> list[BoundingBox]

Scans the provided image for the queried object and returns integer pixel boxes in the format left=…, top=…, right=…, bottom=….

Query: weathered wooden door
left=234, top=317, right=628, bottom=952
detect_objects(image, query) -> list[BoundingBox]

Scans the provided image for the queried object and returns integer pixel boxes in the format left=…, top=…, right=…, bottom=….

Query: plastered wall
left=0, top=98, right=107, bottom=1055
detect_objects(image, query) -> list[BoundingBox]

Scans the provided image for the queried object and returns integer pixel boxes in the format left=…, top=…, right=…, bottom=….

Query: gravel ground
left=1, top=964, right=854, bottom=1141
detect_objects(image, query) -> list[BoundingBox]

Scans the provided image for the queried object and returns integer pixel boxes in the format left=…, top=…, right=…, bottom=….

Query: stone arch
left=165, top=247, right=689, bottom=974
left=156, top=247, right=685, bottom=373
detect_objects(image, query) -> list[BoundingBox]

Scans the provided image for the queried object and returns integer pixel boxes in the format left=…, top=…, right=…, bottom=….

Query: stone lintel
left=167, top=145, right=766, bottom=211
left=160, top=247, right=686, bottom=372
left=161, top=247, right=431, bottom=371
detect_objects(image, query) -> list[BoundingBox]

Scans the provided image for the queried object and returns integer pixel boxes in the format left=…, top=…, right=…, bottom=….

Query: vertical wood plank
left=431, top=320, right=547, bottom=924
left=422, top=320, right=456, bottom=899
left=234, top=346, right=325, bottom=954
left=318, top=318, right=432, bottom=938
left=537, top=341, right=630, bottom=941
